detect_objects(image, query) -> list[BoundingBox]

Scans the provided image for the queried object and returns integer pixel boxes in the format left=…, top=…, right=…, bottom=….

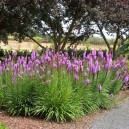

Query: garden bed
left=0, top=90, right=129, bottom=129
left=0, top=50, right=129, bottom=128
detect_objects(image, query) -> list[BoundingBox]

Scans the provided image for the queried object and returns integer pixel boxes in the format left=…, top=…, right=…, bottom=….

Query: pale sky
left=94, top=33, right=116, bottom=39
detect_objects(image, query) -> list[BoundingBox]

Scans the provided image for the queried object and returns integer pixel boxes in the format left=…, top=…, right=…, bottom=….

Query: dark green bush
left=0, top=48, right=108, bottom=60
left=63, top=48, right=107, bottom=59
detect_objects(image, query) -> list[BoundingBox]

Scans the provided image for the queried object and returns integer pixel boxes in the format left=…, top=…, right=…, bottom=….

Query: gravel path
left=89, top=98, right=129, bottom=129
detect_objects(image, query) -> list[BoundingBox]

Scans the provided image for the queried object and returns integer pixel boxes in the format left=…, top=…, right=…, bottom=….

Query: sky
left=93, top=26, right=116, bottom=39
left=94, top=33, right=116, bottom=39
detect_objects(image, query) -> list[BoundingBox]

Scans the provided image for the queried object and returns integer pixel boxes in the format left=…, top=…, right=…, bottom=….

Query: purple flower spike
left=40, top=75, right=45, bottom=80
left=92, top=50, right=96, bottom=56
left=46, top=80, right=51, bottom=84
left=45, top=55, right=51, bottom=63
left=12, top=76, right=16, bottom=83
left=86, top=68, right=90, bottom=72
left=97, top=65, right=101, bottom=72
left=106, top=51, right=109, bottom=58
left=18, top=74, right=22, bottom=78
left=74, top=74, right=79, bottom=81
left=74, top=47, right=77, bottom=52
left=47, top=71, right=51, bottom=75
left=75, top=66, right=79, bottom=73
left=5, top=67, right=9, bottom=72
left=27, top=66, right=32, bottom=72
left=98, top=84, right=102, bottom=93
left=98, top=50, right=104, bottom=59
left=13, top=63, right=18, bottom=71
left=36, top=70, right=39, bottom=74
left=88, top=58, right=93, bottom=67
left=13, top=51, right=17, bottom=57
left=35, top=59, right=40, bottom=65
left=83, top=51, right=86, bottom=59
left=0, top=66, right=2, bottom=74
left=8, top=55, right=12, bottom=62
left=40, top=67, right=45, bottom=72
left=72, top=51, right=74, bottom=56
left=92, top=66, right=97, bottom=75
left=124, top=76, right=129, bottom=84
left=31, top=51, right=36, bottom=60
left=84, top=79, right=90, bottom=85
left=105, top=58, right=112, bottom=70
left=84, top=72, right=87, bottom=77
left=116, top=71, right=120, bottom=77
left=52, top=63, right=57, bottom=68
left=95, top=59, right=99, bottom=66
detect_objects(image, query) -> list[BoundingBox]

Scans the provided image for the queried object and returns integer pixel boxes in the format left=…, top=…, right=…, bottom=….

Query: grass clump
left=0, top=124, right=8, bottom=129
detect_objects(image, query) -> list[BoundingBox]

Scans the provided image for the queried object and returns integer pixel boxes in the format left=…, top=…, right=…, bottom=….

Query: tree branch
left=60, top=11, right=80, bottom=50
left=113, top=26, right=120, bottom=58
left=26, top=34, right=46, bottom=50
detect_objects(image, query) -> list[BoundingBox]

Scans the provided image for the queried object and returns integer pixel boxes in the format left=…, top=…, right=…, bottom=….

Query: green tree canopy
left=89, top=0, right=129, bottom=58
left=0, top=0, right=97, bottom=51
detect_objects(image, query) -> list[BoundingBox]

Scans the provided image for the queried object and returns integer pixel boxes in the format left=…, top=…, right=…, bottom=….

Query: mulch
left=0, top=90, right=129, bottom=129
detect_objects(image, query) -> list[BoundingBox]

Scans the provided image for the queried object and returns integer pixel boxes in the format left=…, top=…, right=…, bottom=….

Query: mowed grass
left=0, top=40, right=109, bottom=51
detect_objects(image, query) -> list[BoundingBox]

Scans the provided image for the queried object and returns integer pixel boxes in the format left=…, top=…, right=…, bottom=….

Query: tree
left=28, top=0, right=98, bottom=52
left=89, top=0, right=129, bottom=58
left=0, top=0, right=97, bottom=52
left=0, top=0, right=47, bottom=49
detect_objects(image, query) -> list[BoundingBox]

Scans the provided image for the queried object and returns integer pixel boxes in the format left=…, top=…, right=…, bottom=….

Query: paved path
left=89, top=98, right=129, bottom=129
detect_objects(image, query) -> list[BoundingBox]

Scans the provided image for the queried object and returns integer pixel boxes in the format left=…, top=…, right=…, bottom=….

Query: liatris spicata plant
left=0, top=49, right=128, bottom=122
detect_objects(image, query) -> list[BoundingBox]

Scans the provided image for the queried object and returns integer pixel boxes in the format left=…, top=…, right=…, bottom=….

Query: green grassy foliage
left=0, top=124, right=8, bottom=129
left=0, top=67, right=122, bottom=122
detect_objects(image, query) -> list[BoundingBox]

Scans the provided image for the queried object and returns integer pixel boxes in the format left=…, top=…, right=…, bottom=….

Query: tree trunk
left=97, top=24, right=111, bottom=51
left=112, top=27, right=120, bottom=59
left=112, top=40, right=118, bottom=59
left=113, top=44, right=116, bottom=59
left=54, top=43, right=61, bottom=53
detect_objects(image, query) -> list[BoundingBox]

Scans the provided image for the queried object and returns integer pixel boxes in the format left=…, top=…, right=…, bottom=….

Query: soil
left=0, top=90, right=129, bottom=129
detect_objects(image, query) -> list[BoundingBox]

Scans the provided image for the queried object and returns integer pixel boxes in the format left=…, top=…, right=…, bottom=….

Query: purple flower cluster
left=0, top=50, right=129, bottom=89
